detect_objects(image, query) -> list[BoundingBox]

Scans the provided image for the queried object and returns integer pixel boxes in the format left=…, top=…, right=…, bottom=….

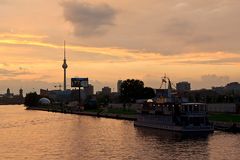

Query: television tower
left=62, top=41, right=68, bottom=91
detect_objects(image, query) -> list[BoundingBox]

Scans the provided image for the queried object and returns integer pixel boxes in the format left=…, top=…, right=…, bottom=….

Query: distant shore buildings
left=212, top=82, right=240, bottom=95
left=102, top=86, right=111, bottom=96
left=0, top=88, right=24, bottom=105
left=176, top=81, right=191, bottom=92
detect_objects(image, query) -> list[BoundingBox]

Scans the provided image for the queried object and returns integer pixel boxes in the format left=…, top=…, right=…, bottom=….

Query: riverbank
left=27, top=107, right=137, bottom=121
left=209, top=113, right=240, bottom=132
left=26, top=106, right=240, bottom=132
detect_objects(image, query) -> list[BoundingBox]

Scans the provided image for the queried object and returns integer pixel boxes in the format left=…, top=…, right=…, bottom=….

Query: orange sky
left=0, top=0, right=240, bottom=93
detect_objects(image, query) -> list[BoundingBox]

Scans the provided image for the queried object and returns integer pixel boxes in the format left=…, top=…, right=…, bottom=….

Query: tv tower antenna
left=62, top=40, right=68, bottom=91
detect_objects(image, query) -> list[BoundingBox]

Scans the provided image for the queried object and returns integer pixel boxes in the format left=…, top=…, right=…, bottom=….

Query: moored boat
left=134, top=102, right=214, bottom=133
left=134, top=75, right=214, bottom=133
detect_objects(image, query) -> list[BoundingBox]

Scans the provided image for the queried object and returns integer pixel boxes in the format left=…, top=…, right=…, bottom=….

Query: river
left=0, top=105, right=240, bottom=160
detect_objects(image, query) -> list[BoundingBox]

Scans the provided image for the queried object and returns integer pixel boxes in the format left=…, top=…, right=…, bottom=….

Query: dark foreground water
left=0, top=105, right=240, bottom=160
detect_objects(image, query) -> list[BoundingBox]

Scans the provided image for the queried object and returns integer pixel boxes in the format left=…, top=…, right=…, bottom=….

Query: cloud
left=177, top=57, right=240, bottom=65
left=0, top=68, right=33, bottom=77
left=0, top=0, right=8, bottom=4
left=201, top=74, right=229, bottom=84
left=58, top=0, right=240, bottom=54
left=191, top=74, right=230, bottom=89
left=61, top=1, right=116, bottom=36
left=0, top=33, right=47, bottom=39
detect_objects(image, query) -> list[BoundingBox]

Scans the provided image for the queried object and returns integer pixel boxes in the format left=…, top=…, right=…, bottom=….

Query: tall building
left=176, top=81, right=191, bottom=92
left=102, top=86, right=111, bottom=95
left=84, top=84, right=94, bottom=96
left=19, top=88, right=23, bottom=97
left=62, top=41, right=68, bottom=91
left=7, top=88, right=10, bottom=95
left=117, top=80, right=122, bottom=93
left=5, top=88, right=13, bottom=98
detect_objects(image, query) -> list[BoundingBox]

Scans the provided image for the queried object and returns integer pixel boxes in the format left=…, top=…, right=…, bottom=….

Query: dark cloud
left=0, top=68, right=33, bottom=77
left=191, top=74, right=230, bottom=89
left=157, top=0, right=240, bottom=54
left=61, top=1, right=116, bottom=36
left=65, top=0, right=240, bottom=54
left=178, top=57, right=240, bottom=65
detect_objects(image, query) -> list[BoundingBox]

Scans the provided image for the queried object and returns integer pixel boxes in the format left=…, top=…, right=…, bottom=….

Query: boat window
left=184, top=106, right=188, bottom=112
left=189, top=105, right=192, bottom=112
left=193, top=105, right=198, bottom=112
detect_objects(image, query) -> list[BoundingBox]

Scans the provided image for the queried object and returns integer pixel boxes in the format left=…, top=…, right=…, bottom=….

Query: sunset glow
left=0, top=0, right=240, bottom=93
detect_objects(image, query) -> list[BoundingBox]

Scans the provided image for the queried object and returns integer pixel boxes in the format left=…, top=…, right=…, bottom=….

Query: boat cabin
left=140, top=102, right=210, bottom=127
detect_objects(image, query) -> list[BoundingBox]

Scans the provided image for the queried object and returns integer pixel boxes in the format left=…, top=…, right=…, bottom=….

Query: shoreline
left=26, top=107, right=137, bottom=121
left=26, top=106, right=240, bottom=132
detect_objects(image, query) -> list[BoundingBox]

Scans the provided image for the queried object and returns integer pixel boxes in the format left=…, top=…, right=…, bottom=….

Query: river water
left=0, top=105, right=240, bottom=160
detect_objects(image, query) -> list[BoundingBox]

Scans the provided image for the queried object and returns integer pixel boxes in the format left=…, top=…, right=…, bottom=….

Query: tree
left=24, top=92, right=41, bottom=107
left=143, top=87, right=156, bottom=99
left=120, top=79, right=146, bottom=102
left=120, top=79, right=156, bottom=103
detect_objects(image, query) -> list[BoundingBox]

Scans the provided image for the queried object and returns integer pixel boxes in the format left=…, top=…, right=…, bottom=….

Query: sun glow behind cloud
left=1, top=34, right=240, bottom=64
left=1, top=34, right=240, bottom=84
left=1, top=0, right=240, bottom=93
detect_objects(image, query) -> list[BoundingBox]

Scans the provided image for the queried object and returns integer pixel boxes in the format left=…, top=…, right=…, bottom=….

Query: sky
left=0, top=0, right=240, bottom=94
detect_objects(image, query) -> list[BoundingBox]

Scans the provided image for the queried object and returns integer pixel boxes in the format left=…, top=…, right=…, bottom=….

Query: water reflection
left=0, top=105, right=240, bottom=160
left=135, top=127, right=210, bottom=160
left=135, top=127, right=211, bottom=140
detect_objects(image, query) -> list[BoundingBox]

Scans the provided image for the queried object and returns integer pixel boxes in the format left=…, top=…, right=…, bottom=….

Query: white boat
left=134, top=75, right=214, bottom=133
left=134, top=102, right=214, bottom=133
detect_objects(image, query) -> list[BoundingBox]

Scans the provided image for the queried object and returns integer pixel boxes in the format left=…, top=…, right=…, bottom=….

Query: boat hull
left=134, top=121, right=214, bottom=133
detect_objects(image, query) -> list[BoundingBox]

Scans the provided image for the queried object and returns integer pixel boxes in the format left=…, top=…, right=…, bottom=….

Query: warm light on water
left=0, top=105, right=240, bottom=160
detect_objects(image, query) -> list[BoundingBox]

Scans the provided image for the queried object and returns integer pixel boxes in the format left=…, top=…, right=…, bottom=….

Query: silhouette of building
left=212, top=82, right=240, bottom=95
left=40, top=89, right=71, bottom=102
left=6, top=88, right=12, bottom=97
left=225, top=82, right=240, bottom=92
left=96, top=91, right=102, bottom=95
left=84, top=84, right=94, bottom=96
left=102, top=87, right=111, bottom=95
left=176, top=81, right=191, bottom=92
left=19, top=88, right=23, bottom=97
left=117, top=80, right=122, bottom=93
left=0, top=88, right=24, bottom=104
left=62, top=41, right=68, bottom=91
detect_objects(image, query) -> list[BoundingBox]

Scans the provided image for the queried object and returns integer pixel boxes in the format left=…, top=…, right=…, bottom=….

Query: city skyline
left=0, top=0, right=240, bottom=94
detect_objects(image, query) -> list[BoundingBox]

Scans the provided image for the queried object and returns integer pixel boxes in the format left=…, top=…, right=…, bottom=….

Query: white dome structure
left=147, top=99, right=154, bottom=103
left=39, top=98, right=51, bottom=105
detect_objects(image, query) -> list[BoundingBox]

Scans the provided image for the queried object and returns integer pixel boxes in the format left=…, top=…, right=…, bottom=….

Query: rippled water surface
left=0, top=105, right=240, bottom=160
